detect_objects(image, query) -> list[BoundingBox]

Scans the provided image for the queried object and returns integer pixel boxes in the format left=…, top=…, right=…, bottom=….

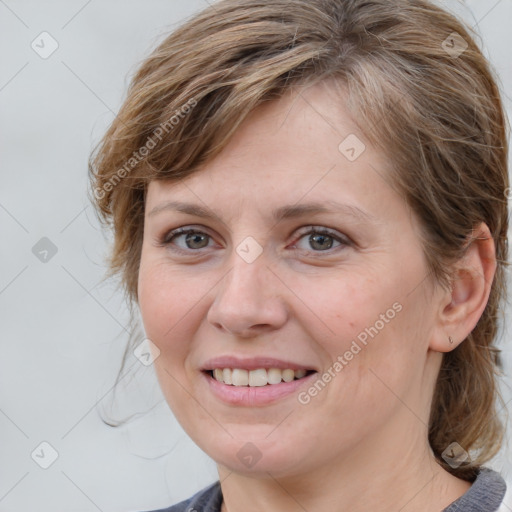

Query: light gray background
left=1, top=1, right=511, bottom=511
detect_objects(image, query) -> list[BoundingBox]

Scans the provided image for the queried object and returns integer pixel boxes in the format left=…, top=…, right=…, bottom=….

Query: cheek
left=137, top=262, right=202, bottom=415
left=138, top=261, right=192, bottom=354
left=138, top=264, right=169, bottom=338
left=137, top=259, right=216, bottom=378
left=294, top=272, right=385, bottom=352
left=303, top=270, right=424, bottom=397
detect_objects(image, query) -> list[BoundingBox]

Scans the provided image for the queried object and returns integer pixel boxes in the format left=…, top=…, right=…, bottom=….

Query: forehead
left=145, top=82, right=405, bottom=225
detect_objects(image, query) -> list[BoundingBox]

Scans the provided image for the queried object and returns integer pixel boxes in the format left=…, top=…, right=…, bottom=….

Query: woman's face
left=138, top=82, right=446, bottom=478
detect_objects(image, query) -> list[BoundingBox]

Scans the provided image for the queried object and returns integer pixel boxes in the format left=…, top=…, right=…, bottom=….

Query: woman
left=89, top=0, right=510, bottom=510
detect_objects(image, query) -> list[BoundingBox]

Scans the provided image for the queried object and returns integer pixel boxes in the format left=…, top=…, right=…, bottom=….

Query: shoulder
left=138, top=481, right=223, bottom=512
left=444, top=467, right=508, bottom=512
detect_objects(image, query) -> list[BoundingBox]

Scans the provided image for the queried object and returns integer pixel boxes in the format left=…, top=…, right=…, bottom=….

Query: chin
left=195, top=434, right=313, bottom=478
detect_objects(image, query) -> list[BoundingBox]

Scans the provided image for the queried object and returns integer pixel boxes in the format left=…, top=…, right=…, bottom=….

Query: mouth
left=203, top=368, right=317, bottom=387
left=200, top=356, right=320, bottom=405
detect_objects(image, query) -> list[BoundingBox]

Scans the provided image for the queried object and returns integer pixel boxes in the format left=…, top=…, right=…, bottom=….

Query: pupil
left=186, top=232, right=208, bottom=249
left=310, top=233, right=332, bottom=250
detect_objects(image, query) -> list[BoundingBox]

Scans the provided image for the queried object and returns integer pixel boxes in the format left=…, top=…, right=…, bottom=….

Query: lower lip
left=202, top=371, right=318, bottom=406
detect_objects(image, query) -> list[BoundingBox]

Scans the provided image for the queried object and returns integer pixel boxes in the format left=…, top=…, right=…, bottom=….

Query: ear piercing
left=449, top=336, right=454, bottom=344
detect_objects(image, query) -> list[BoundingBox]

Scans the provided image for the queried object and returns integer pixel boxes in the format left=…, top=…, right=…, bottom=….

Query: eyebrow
left=148, top=200, right=376, bottom=224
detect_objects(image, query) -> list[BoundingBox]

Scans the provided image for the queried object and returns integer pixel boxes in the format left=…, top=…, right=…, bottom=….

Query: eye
left=160, top=227, right=214, bottom=253
left=158, top=225, right=351, bottom=255
left=291, top=227, right=350, bottom=253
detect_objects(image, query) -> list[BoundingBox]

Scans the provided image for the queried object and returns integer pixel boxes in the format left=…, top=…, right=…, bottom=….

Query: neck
left=217, top=417, right=471, bottom=512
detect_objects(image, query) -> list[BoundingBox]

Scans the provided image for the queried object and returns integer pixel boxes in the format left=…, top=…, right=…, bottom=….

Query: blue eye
left=292, top=227, right=349, bottom=252
left=162, top=228, right=213, bottom=252
left=159, top=226, right=350, bottom=255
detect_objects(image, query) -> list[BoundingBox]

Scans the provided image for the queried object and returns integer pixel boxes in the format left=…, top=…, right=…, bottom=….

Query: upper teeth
left=212, top=368, right=308, bottom=386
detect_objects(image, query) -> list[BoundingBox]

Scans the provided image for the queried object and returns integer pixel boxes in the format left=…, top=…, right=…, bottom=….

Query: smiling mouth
left=204, top=368, right=317, bottom=387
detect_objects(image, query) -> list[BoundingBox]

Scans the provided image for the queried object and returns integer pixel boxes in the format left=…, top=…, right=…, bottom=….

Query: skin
left=137, top=81, right=496, bottom=512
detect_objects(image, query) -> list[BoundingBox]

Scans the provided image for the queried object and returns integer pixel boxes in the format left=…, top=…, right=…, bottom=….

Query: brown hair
left=89, top=0, right=509, bottom=480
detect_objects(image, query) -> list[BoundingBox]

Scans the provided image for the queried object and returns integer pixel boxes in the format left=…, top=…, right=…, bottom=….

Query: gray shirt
left=143, top=466, right=506, bottom=512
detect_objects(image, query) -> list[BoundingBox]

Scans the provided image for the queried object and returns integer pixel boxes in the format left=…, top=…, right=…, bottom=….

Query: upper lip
left=201, top=356, right=318, bottom=372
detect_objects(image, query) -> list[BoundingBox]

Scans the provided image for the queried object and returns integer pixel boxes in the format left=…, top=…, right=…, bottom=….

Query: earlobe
left=429, top=222, right=496, bottom=353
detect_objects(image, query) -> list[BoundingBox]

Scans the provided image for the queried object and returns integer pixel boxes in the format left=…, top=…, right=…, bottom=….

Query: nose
left=206, top=255, right=288, bottom=338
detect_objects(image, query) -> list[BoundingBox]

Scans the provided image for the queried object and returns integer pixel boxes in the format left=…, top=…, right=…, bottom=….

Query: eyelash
left=158, top=226, right=351, bottom=256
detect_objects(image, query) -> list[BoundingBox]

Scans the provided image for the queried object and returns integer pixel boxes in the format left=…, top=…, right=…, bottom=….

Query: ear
left=429, top=222, right=496, bottom=353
